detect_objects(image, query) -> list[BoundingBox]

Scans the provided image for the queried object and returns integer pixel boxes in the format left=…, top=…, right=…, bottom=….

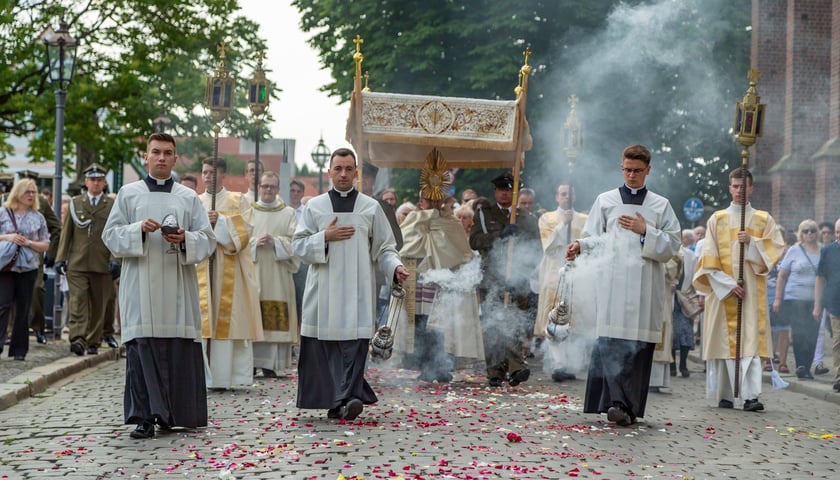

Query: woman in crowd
left=774, top=219, right=821, bottom=379
left=0, top=179, right=50, bottom=361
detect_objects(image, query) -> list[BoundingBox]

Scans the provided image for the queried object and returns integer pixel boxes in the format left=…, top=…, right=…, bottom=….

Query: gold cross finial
left=353, top=35, right=365, bottom=73
left=747, top=68, right=761, bottom=84
left=256, top=51, right=264, bottom=69
left=217, top=40, right=227, bottom=61
left=523, top=47, right=532, bottom=66
left=363, top=71, right=370, bottom=92
left=568, top=94, right=579, bottom=109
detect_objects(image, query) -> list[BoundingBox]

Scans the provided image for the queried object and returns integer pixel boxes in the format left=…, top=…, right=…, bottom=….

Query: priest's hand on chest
left=324, top=216, right=355, bottom=242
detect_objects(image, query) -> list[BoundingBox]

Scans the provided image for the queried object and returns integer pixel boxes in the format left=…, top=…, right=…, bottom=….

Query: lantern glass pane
left=249, top=84, right=257, bottom=103
left=212, top=85, right=221, bottom=107
left=259, top=85, right=267, bottom=103
left=223, top=84, right=232, bottom=107
left=745, top=111, right=754, bottom=133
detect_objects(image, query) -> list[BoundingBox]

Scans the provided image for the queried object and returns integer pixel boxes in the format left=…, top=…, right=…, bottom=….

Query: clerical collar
left=328, top=188, right=358, bottom=213
left=144, top=175, right=174, bottom=193
left=333, top=186, right=356, bottom=197
left=619, top=184, right=648, bottom=205
left=256, top=199, right=280, bottom=208
left=205, top=187, right=226, bottom=195
left=623, top=184, right=646, bottom=195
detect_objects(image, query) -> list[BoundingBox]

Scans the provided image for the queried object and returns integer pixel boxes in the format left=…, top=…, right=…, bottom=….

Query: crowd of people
left=3, top=136, right=839, bottom=439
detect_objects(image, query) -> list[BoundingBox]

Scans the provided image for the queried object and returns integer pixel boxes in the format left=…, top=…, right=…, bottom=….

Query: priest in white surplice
left=102, top=133, right=216, bottom=439
left=567, top=144, right=680, bottom=427
left=198, top=158, right=263, bottom=390
left=250, top=171, right=299, bottom=378
left=293, top=148, right=409, bottom=421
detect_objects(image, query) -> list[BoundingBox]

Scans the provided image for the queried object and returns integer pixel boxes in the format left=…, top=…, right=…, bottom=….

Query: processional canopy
left=346, top=36, right=533, bottom=171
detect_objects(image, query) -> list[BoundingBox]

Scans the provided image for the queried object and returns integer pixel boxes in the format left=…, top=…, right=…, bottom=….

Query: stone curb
left=0, top=347, right=123, bottom=411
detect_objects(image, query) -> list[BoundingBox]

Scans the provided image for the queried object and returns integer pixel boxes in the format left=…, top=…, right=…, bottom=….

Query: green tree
left=0, top=0, right=276, bottom=185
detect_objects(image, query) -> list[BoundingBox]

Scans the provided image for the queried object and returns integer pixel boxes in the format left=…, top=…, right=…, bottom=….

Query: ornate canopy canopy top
left=346, top=36, right=532, bottom=170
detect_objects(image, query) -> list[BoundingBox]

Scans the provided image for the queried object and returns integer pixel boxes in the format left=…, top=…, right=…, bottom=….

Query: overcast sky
left=241, top=0, right=349, bottom=170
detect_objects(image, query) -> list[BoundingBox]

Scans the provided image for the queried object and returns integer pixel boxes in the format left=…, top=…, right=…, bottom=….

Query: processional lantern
left=204, top=40, right=235, bottom=210
left=561, top=94, right=583, bottom=175
left=248, top=52, right=270, bottom=117
left=733, top=69, right=765, bottom=150
left=247, top=51, right=270, bottom=201
left=205, top=41, right=235, bottom=125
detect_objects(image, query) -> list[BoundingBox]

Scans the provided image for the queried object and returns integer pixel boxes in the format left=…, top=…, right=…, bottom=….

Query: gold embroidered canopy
left=345, top=35, right=532, bottom=171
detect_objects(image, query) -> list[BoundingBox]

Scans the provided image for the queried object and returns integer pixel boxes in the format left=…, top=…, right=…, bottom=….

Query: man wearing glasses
left=566, top=144, right=681, bottom=427
left=249, top=171, right=299, bottom=378
left=694, top=168, right=784, bottom=412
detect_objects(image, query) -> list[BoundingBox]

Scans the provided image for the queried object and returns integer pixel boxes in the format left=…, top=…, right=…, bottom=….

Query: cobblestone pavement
left=1, top=347, right=839, bottom=480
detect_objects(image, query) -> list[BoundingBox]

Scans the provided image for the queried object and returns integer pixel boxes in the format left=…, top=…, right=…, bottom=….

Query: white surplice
left=293, top=191, right=403, bottom=340
left=102, top=181, right=216, bottom=342
left=577, top=190, right=682, bottom=343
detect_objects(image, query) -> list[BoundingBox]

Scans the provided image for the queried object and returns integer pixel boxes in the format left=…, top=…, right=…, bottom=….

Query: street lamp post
left=42, top=19, right=78, bottom=340
left=248, top=52, right=270, bottom=202
left=310, top=136, right=330, bottom=194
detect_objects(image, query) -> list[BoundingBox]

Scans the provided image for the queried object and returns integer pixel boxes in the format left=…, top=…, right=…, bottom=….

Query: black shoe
left=488, top=377, right=503, bottom=387
left=814, top=364, right=830, bottom=375
left=436, top=372, right=453, bottom=383
left=796, top=366, right=814, bottom=379
left=261, top=368, right=278, bottom=378
left=551, top=369, right=576, bottom=382
left=70, top=341, right=85, bottom=356
left=743, top=398, right=764, bottom=412
left=35, top=331, right=47, bottom=344
left=87, top=346, right=99, bottom=355
left=718, top=399, right=734, bottom=409
left=508, top=368, right=530, bottom=387
left=105, top=336, right=119, bottom=349
left=680, top=368, right=690, bottom=378
left=13, top=355, right=25, bottom=361
left=669, top=364, right=677, bottom=377
left=340, top=398, right=364, bottom=421
left=130, top=421, right=156, bottom=439
left=833, top=382, right=840, bottom=392
left=607, top=406, right=632, bottom=426
left=327, top=407, right=341, bottom=419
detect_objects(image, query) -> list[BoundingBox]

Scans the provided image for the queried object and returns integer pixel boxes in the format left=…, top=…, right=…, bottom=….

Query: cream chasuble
left=250, top=199, right=300, bottom=370
left=693, top=203, right=783, bottom=361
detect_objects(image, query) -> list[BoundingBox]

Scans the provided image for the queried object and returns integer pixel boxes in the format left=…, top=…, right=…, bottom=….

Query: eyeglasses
left=621, top=167, right=647, bottom=175
left=802, top=229, right=818, bottom=234
left=23, top=190, right=37, bottom=195
left=259, top=184, right=278, bottom=190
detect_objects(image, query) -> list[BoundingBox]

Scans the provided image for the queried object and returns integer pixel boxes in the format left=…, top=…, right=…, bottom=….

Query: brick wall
left=755, top=0, right=834, bottom=229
